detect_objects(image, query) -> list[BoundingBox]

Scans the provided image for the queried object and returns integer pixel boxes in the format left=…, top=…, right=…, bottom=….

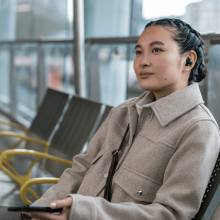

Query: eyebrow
left=135, top=41, right=165, bottom=49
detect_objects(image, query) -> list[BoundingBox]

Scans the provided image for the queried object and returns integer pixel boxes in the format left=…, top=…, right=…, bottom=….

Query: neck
left=153, top=81, right=189, bottom=101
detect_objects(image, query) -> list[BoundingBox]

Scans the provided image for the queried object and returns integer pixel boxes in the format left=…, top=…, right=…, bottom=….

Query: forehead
left=138, top=26, right=174, bottom=47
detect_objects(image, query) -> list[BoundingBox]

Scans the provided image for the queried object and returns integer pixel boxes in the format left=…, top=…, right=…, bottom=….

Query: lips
left=139, top=71, right=153, bottom=76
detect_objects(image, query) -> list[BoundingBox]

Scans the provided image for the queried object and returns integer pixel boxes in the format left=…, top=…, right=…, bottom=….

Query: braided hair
left=145, top=18, right=207, bottom=83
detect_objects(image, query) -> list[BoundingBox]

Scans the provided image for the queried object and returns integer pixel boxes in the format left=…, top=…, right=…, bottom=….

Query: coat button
left=104, top=173, right=108, bottom=178
left=137, top=190, right=143, bottom=196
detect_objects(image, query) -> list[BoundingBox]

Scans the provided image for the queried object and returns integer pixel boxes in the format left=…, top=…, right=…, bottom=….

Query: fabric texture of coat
left=33, top=82, right=220, bottom=220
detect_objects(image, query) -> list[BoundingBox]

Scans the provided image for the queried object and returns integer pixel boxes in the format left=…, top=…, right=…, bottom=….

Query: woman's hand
left=23, top=197, right=73, bottom=220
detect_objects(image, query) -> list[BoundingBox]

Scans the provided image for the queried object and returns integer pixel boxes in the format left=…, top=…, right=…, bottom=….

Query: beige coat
left=33, top=82, right=220, bottom=220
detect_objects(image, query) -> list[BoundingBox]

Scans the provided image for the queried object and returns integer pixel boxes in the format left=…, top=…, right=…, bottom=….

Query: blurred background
left=0, top=0, right=220, bottom=126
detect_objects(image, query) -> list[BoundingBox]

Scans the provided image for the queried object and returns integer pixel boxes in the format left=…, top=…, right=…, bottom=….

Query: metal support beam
left=203, top=34, right=212, bottom=107
left=36, top=43, right=47, bottom=109
left=1, top=33, right=220, bottom=45
left=9, top=43, right=17, bottom=117
left=74, top=0, right=86, bottom=97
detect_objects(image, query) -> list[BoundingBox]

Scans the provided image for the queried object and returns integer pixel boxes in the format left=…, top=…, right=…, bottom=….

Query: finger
left=27, top=211, right=51, bottom=220
left=34, top=213, right=67, bottom=220
left=50, top=197, right=73, bottom=209
left=22, top=212, right=32, bottom=217
left=23, top=213, right=39, bottom=220
left=48, top=208, right=71, bottom=220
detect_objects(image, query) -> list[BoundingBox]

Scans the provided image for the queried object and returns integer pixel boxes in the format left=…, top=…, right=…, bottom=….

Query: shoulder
left=103, top=97, right=137, bottom=129
left=115, top=97, right=136, bottom=109
left=199, top=103, right=219, bottom=130
left=110, top=97, right=137, bottom=113
left=188, top=103, right=219, bottom=131
left=176, top=104, right=220, bottom=148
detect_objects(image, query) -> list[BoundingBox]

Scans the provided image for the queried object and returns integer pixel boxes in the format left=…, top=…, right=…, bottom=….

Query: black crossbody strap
left=104, top=124, right=130, bottom=202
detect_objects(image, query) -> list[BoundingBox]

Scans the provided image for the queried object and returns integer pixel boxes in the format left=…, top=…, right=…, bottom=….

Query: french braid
left=170, top=19, right=204, bottom=49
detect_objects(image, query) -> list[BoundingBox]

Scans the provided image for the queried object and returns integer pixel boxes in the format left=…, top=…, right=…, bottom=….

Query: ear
left=182, top=50, right=197, bottom=72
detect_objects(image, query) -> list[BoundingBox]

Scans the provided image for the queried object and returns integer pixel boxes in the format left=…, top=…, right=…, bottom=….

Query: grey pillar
left=9, top=43, right=17, bottom=117
left=36, top=42, right=47, bottom=109
left=74, top=0, right=86, bottom=97
left=203, top=35, right=211, bottom=107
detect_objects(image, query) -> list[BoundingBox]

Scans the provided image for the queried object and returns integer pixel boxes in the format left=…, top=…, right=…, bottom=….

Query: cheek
left=133, top=58, right=139, bottom=74
left=153, top=57, right=169, bottom=69
left=153, top=56, right=178, bottom=77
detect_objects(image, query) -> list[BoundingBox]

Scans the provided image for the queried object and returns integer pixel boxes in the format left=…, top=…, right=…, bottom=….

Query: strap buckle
left=112, top=150, right=119, bottom=157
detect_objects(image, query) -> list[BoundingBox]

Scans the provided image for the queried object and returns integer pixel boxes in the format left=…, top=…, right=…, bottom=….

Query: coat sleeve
left=33, top=109, right=112, bottom=206
left=66, top=119, right=220, bottom=220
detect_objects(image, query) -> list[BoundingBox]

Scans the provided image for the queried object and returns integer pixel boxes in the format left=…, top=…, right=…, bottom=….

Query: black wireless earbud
left=185, top=58, right=193, bottom=66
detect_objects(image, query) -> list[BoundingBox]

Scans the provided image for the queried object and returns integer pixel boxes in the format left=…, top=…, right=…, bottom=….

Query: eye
left=152, top=48, right=162, bottom=53
left=135, top=50, right=142, bottom=55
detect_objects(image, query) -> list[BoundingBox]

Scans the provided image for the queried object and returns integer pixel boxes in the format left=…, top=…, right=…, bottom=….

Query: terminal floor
left=0, top=114, right=53, bottom=207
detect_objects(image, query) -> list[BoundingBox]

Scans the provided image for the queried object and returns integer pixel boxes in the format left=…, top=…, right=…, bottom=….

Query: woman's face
left=133, top=25, right=191, bottom=99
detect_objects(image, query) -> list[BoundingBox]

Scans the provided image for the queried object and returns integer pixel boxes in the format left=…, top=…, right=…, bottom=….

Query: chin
left=139, top=83, right=156, bottom=92
left=139, top=81, right=169, bottom=92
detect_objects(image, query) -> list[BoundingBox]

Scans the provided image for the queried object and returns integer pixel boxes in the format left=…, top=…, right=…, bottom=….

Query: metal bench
left=193, top=152, right=220, bottom=220
left=0, top=88, right=69, bottom=151
left=0, top=95, right=112, bottom=203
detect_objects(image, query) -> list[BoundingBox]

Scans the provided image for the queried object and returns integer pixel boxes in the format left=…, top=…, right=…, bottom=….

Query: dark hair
left=145, top=18, right=207, bottom=83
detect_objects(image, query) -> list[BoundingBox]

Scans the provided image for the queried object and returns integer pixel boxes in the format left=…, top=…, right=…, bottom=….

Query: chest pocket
left=114, top=167, right=162, bottom=203
left=85, top=149, right=106, bottom=176
left=91, top=149, right=105, bottom=165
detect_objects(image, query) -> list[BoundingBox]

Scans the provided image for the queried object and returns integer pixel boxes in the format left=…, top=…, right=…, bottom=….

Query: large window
left=41, top=44, right=74, bottom=94
left=16, top=0, right=72, bottom=39
left=86, top=44, right=128, bottom=106
left=13, top=44, right=37, bottom=121
left=131, top=0, right=220, bottom=36
left=0, top=0, right=220, bottom=124
left=84, top=0, right=132, bottom=37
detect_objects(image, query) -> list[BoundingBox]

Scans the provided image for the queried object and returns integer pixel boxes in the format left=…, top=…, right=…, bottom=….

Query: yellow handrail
left=0, top=120, right=28, bottom=132
left=20, top=178, right=59, bottom=205
left=0, top=122, right=29, bottom=160
left=0, top=131, right=50, bottom=154
left=0, top=131, right=49, bottom=148
left=0, top=149, right=72, bottom=199
left=0, top=131, right=51, bottom=169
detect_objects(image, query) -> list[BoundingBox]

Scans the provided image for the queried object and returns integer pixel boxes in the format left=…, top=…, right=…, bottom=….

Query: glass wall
left=0, top=0, right=17, bottom=41
left=16, top=0, right=72, bottom=39
left=87, top=44, right=128, bottom=106
left=84, top=0, right=132, bottom=37
left=13, top=44, right=37, bottom=121
left=41, top=44, right=74, bottom=94
left=131, top=0, right=220, bottom=36
left=0, top=0, right=220, bottom=123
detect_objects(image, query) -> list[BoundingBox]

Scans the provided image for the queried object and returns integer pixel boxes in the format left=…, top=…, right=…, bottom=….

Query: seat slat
left=193, top=152, right=220, bottom=220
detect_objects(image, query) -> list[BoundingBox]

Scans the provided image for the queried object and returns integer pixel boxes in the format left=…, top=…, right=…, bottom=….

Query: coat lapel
left=134, top=82, right=204, bottom=127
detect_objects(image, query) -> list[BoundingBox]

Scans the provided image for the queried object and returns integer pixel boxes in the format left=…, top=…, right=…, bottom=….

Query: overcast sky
left=142, top=0, right=202, bottom=19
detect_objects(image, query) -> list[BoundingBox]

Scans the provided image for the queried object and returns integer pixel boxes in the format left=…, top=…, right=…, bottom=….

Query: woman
left=23, top=18, right=220, bottom=220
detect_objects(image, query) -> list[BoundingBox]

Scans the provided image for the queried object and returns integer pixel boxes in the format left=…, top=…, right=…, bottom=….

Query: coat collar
left=125, top=82, right=204, bottom=127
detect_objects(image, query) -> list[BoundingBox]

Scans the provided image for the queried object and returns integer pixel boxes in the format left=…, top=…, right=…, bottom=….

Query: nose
left=139, top=55, right=151, bottom=68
